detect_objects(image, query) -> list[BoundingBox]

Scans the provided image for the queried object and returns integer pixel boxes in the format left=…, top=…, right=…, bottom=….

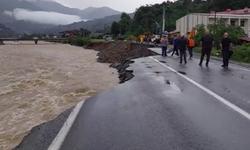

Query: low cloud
left=4, top=8, right=82, bottom=25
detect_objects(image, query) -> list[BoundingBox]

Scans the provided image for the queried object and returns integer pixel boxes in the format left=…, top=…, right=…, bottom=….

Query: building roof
left=212, top=8, right=250, bottom=15
left=240, top=37, right=250, bottom=42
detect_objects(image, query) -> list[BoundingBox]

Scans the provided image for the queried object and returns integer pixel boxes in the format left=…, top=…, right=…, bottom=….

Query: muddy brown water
left=0, top=41, right=118, bottom=150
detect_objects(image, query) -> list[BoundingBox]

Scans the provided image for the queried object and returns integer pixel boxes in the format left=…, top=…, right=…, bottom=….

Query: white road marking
left=150, top=56, right=250, bottom=121
left=47, top=100, right=85, bottom=150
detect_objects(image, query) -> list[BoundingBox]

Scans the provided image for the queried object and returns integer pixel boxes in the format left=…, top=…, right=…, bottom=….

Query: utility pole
left=214, top=11, right=217, bottom=24
left=162, top=3, right=166, bottom=36
left=168, top=12, right=170, bottom=32
left=187, top=12, right=189, bottom=35
left=166, top=0, right=171, bottom=32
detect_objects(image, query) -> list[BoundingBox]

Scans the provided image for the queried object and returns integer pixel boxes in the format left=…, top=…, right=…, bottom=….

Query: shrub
left=231, top=44, right=250, bottom=63
left=194, top=20, right=245, bottom=49
left=68, top=37, right=91, bottom=46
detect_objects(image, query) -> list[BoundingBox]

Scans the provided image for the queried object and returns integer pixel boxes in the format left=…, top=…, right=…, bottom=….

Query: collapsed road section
left=13, top=41, right=159, bottom=150
left=89, top=41, right=159, bottom=83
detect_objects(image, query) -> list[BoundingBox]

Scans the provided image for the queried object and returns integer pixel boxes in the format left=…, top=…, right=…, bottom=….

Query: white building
left=176, top=8, right=250, bottom=37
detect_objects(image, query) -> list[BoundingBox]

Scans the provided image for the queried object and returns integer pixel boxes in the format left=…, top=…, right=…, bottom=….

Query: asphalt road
left=60, top=48, right=250, bottom=150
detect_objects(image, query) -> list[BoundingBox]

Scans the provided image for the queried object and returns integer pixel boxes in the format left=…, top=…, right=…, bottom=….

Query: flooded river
left=0, top=41, right=118, bottom=150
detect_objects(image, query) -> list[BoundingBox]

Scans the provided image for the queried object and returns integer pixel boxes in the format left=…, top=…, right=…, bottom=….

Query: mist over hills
left=0, top=0, right=122, bottom=34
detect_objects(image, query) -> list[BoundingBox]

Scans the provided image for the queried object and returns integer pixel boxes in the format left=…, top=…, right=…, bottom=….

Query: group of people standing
left=161, top=30, right=232, bottom=68
left=161, top=34, right=195, bottom=64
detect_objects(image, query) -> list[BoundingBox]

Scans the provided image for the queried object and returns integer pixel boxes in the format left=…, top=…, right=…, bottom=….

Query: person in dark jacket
left=199, top=30, right=214, bottom=67
left=178, top=35, right=187, bottom=64
left=172, top=35, right=179, bottom=56
left=220, top=32, right=232, bottom=68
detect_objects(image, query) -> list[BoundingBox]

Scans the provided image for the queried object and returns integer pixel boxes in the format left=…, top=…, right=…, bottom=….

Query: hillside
left=0, top=0, right=121, bottom=33
left=4, top=21, right=56, bottom=34
left=0, top=23, right=15, bottom=37
left=41, top=13, right=134, bottom=34
left=30, top=1, right=120, bottom=20
left=109, top=0, right=250, bottom=37
left=30, top=0, right=81, bottom=16
left=31, top=0, right=121, bottom=20
left=0, top=0, right=43, bottom=11
left=0, top=0, right=44, bottom=24
left=81, top=6, right=121, bottom=19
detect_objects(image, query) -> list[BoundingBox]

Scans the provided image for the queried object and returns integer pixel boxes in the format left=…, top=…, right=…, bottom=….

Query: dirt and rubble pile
left=97, top=41, right=158, bottom=63
left=95, top=41, right=159, bottom=83
left=85, top=42, right=113, bottom=51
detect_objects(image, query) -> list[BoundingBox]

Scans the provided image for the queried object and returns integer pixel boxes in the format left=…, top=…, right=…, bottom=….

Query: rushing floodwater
left=0, top=41, right=118, bottom=150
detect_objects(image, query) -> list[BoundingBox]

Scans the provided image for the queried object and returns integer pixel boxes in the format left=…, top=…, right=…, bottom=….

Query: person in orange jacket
left=187, top=36, right=195, bottom=58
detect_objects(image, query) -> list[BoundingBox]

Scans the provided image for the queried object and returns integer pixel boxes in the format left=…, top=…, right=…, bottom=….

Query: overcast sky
left=5, top=0, right=169, bottom=25
left=53, top=0, right=166, bottom=12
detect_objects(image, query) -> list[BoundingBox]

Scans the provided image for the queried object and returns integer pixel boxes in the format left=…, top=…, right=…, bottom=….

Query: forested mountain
left=30, top=1, right=121, bottom=20
left=110, top=0, right=250, bottom=36
left=0, top=0, right=121, bottom=33
left=41, top=13, right=134, bottom=34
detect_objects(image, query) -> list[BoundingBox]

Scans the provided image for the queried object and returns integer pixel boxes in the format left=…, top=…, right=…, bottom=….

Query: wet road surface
left=60, top=48, right=250, bottom=150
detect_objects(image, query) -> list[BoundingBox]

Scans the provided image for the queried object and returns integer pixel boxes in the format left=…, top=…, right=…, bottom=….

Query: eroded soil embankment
left=88, top=41, right=159, bottom=83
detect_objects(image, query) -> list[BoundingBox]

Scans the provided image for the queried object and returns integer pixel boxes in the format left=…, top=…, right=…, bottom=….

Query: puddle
left=154, top=71, right=161, bottom=74
left=165, top=80, right=171, bottom=85
left=159, top=61, right=167, bottom=63
left=126, top=70, right=133, bottom=73
left=178, top=71, right=186, bottom=75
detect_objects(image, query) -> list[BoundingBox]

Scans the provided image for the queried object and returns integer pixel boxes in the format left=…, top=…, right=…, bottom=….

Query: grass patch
left=90, top=39, right=108, bottom=42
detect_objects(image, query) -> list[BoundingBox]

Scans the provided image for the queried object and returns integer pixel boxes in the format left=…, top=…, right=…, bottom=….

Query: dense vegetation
left=193, top=20, right=248, bottom=63
left=194, top=20, right=245, bottom=48
left=111, top=0, right=250, bottom=36
left=109, top=0, right=250, bottom=63
left=68, top=37, right=91, bottom=46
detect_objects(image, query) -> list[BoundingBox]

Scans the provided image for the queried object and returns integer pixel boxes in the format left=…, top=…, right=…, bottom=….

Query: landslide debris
left=89, top=41, right=159, bottom=83
left=85, top=42, right=111, bottom=51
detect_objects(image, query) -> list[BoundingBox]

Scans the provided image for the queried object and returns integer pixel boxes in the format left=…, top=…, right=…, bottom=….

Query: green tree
left=80, top=28, right=84, bottom=37
left=120, top=12, right=131, bottom=20
left=212, top=0, right=250, bottom=10
left=195, top=20, right=245, bottom=49
left=110, top=21, right=120, bottom=36
left=194, top=24, right=206, bottom=46
left=119, top=12, right=132, bottom=34
left=208, top=20, right=245, bottom=48
left=113, top=0, right=249, bottom=37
